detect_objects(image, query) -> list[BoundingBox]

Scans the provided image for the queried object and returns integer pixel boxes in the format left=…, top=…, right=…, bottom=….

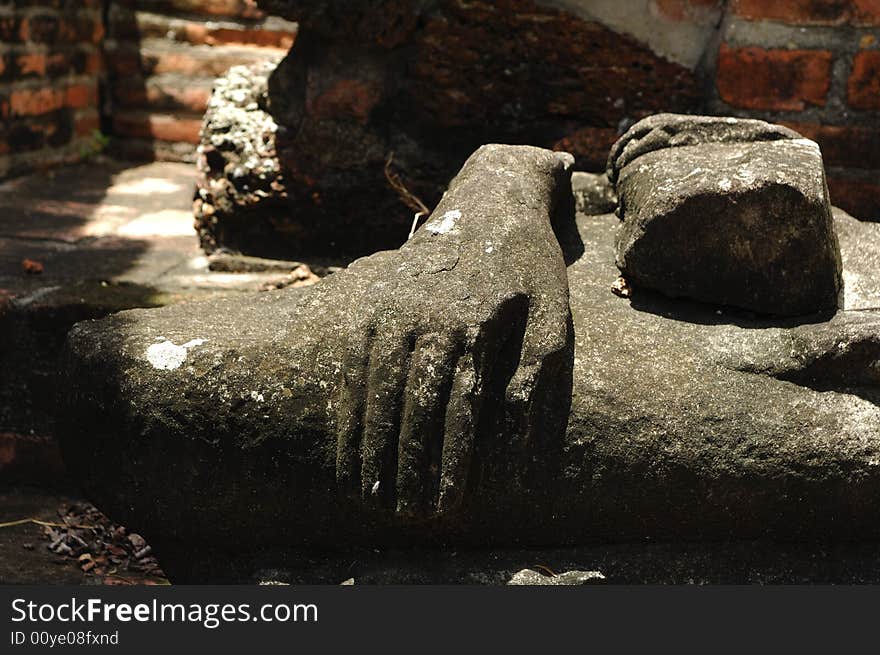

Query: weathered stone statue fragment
left=610, top=114, right=843, bottom=316
left=59, top=135, right=880, bottom=582
left=61, top=145, right=576, bottom=563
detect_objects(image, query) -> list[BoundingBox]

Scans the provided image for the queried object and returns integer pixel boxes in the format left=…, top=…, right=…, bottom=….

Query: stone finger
left=360, top=331, right=412, bottom=508
left=395, top=332, right=458, bottom=518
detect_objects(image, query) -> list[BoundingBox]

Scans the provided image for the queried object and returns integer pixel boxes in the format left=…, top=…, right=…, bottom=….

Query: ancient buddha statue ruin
left=58, top=114, right=880, bottom=581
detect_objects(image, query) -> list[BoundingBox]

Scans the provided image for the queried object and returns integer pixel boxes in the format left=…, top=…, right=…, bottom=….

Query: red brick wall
left=0, top=0, right=877, bottom=221
left=0, top=0, right=104, bottom=178
left=104, top=0, right=296, bottom=162
left=0, top=0, right=295, bottom=176
left=713, top=0, right=880, bottom=219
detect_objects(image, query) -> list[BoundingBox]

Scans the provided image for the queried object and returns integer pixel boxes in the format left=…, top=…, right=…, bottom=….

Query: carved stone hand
left=319, top=144, right=575, bottom=518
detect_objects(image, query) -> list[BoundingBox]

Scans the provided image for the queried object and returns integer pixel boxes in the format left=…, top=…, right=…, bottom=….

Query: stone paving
left=0, top=157, right=318, bottom=306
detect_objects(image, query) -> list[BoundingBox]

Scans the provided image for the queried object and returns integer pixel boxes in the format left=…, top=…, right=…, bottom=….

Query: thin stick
left=408, top=211, right=425, bottom=240
left=384, top=151, right=431, bottom=217
left=0, top=517, right=94, bottom=530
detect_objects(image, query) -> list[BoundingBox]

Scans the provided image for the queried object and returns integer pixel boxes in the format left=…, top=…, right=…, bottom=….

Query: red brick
left=652, top=0, right=723, bottom=21
left=173, top=0, right=264, bottom=18
left=74, top=110, right=101, bottom=137
left=19, top=15, right=60, bottom=43
left=5, top=122, right=45, bottom=152
left=112, top=85, right=147, bottom=108
left=51, top=21, right=98, bottom=44
left=848, top=50, right=880, bottom=110
left=114, top=80, right=212, bottom=113
left=732, top=0, right=880, bottom=24
left=731, top=0, right=852, bottom=24
left=204, top=27, right=296, bottom=49
left=147, top=84, right=211, bottom=113
left=91, top=18, right=106, bottom=44
left=552, top=126, right=619, bottom=171
left=0, top=432, right=65, bottom=482
left=115, top=47, right=286, bottom=78
left=781, top=122, right=880, bottom=170
left=306, top=78, right=382, bottom=124
left=148, top=51, right=208, bottom=76
left=16, top=53, right=47, bottom=77
left=57, top=16, right=100, bottom=43
left=0, top=17, right=21, bottom=42
left=114, top=113, right=203, bottom=144
left=181, top=22, right=209, bottom=44
left=116, top=0, right=264, bottom=19
left=143, top=20, right=296, bottom=48
left=84, top=51, right=104, bottom=74
left=853, top=0, right=880, bottom=24
left=22, top=51, right=96, bottom=78
left=716, top=43, right=833, bottom=110
left=9, top=87, right=65, bottom=117
left=46, top=52, right=71, bottom=77
left=10, top=51, right=100, bottom=79
left=12, top=0, right=102, bottom=7
left=826, top=174, right=880, bottom=220
left=5, top=118, right=65, bottom=152
left=65, top=83, right=98, bottom=110
left=106, top=51, right=142, bottom=76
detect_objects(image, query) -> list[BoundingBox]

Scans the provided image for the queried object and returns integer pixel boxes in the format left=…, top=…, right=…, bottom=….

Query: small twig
left=408, top=211, right=425, bottom=240
left=105, top=574, right=136, bottom=585
left=0, top=517, right=94, bottom=530
left=384, top=151, right=431, bottom=218
left=532, top=564, right=557, bottom=577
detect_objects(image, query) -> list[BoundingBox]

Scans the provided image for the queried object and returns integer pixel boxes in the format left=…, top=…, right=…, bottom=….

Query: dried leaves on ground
left=41, top=501, right=168, bottom=585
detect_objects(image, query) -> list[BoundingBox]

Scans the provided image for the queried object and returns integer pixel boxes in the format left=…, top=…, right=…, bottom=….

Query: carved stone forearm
left=610, top=114, right=842, bottom=317
left=58, top=145, right=576, bottom=564
left=327, top=144, right=575, bottom=518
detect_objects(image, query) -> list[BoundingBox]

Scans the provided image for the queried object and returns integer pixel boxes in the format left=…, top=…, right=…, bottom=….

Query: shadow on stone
left=627, top=287, right=837, bottom=330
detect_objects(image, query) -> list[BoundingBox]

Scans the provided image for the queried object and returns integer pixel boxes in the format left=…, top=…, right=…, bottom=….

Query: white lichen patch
left=146, top=338, right=207, bottom=371
left=426, top=209, right=462, bottom=235
left=718, top=178, right=732, bottom=191
left=250, top=390, right=265, bottom=403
